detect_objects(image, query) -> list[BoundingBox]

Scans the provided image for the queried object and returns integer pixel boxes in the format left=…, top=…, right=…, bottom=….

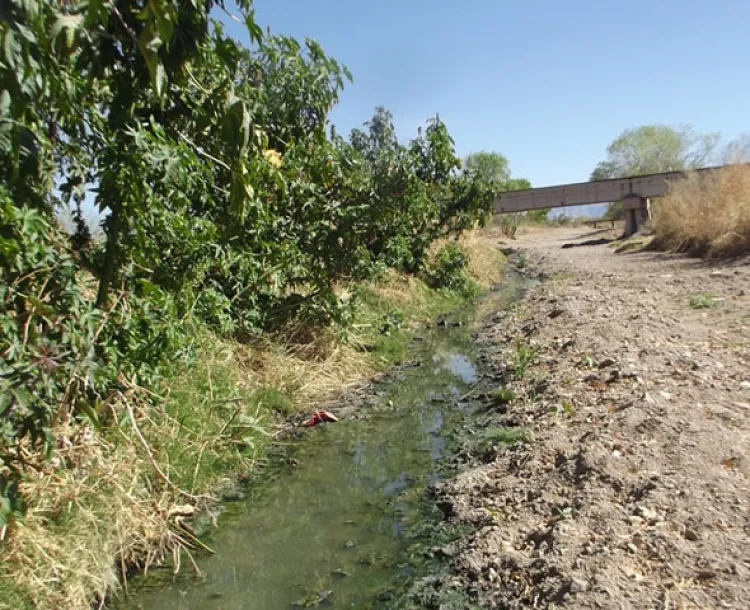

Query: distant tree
left=503, top=177, right=531, bottom=192
left=526, top=208, right=549, bottom=223
left=463, top=152, right=531, bottom=235
left=723, top=133, right=750, bottom=164
left=496, top=178, right=534, bottom=236
left=464, top=151, right=511, bottom=187
left=590, top=161, right=618, bottom=182
left=592, top=125, right=719, bottom=217
left=592, top=125, right=719, bottom=180
left=350, top=106, right=399, bottom=163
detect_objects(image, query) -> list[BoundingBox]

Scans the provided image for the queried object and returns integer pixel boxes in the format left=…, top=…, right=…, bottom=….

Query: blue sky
left=221, top=0, right=750, bottom=188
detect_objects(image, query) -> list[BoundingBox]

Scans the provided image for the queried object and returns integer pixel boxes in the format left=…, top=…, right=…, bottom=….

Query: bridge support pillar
left=623, top=196, right=650, bottom=238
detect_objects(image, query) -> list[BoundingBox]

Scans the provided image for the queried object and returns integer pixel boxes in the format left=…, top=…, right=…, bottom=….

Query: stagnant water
left=117, top=277, right=528, bottom=610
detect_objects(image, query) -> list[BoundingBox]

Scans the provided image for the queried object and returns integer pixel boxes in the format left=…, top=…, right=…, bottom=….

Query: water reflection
left=441, top=353, right=477, bottom=383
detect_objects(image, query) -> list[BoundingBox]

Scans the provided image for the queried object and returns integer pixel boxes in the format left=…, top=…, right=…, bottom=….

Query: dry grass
left=456, top=230, right=506, bottom=288
left=614, top=234, right=654, bottom=253
left=0, top=295, right=397, bottom=610
left=239, top=328, right=375, bottom=409
left=653, top=165, right=750, bottom=257
left=1, top=423, right=178, bottom=610
left=0, top=331, right=368, bottom=609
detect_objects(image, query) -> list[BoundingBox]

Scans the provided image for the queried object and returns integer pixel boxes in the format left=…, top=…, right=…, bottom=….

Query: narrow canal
left=117, top=274, right=530, bottom=610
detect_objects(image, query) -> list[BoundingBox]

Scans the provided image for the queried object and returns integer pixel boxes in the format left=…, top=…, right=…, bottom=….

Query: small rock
left=627, top=515, right=645, bottom=525
left=684, top=529, right=699, bottom=541
left=740, top=381, right=750, bottom=390
left=598, top=357, right=616, bottom=368
left=570, top=577, right=589, bottom=593
left=636, top=506, right=659, bottom=523
left=548, top=308, right=566, bottom=319
left=731, top=562, right=749, bottom=578
left=222, top=489, right=246, bottom=502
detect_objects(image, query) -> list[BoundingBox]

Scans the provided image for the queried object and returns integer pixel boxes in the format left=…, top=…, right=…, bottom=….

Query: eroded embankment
left=425, top=232, right=750, bottom=609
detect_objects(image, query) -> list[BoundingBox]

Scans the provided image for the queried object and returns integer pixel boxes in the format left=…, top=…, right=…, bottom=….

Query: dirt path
left=433, top=227, right=750, bottom=609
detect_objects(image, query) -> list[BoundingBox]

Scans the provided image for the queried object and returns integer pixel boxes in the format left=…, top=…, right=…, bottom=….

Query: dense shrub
left=0, top=0, right=497, bottom=516
left=426, top=244, right=478, bottom=297
left=0, top=191, right=186, bottom=523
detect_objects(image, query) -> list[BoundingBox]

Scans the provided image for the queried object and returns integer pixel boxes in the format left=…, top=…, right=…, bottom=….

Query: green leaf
left=85, top=0, right=106, bottom=27
left=26, top=295, right=57, bottom=318
left=245, top=11, right=263, bottom=45
left=77, top=401, right=102, bottom=432
left=51, top=14, right=84, bottom=48
left=3, top=30, right=17, bottom=69
left=154, top=62, right=167, bottom=99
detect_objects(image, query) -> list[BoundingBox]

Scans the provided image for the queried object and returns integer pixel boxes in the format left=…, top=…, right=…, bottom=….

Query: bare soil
left=434, top=226, right=750, bottom=609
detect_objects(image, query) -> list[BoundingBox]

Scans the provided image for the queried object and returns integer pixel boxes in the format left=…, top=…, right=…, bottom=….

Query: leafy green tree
left=0, top=0, right=497, bottom=521
left=504, top=177, right=531, bottom=192
left=464, top=151, right=510, bottom=187
left=592, top=125, right=719, bottom=217
left=591, top=125, right=719, bottom=180
left=350, top=106, right=399, bottom=163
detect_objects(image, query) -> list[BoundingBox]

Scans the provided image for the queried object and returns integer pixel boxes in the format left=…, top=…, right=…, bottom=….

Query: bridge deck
left=493, top=165, right=731, bottom=214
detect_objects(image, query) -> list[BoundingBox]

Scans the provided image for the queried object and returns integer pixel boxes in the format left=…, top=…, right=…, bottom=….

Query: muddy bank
left=425, top=228, right=750, bottom=609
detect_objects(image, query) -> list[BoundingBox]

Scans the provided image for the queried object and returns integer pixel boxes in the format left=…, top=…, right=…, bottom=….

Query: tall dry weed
left=1, top=422, right=178, bottom=609
left=653, top=165, right=750, bottom=257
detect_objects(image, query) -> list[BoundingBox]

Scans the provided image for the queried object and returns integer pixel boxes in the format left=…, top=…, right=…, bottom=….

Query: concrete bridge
left=493, top=165, right=731, bottom=237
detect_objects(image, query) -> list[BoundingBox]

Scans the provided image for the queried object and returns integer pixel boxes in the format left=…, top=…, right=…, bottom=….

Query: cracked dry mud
left=433, top=227, right=750, bottom=609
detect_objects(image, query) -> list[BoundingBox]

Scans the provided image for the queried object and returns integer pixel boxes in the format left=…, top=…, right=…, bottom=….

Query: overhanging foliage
left=0, top=0, right=497, bottom=521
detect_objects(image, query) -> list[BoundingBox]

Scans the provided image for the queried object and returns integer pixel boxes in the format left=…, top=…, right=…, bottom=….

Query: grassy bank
left=0, top=234, right=504, bottom=610
left=652, top=164, right=750, bottom=257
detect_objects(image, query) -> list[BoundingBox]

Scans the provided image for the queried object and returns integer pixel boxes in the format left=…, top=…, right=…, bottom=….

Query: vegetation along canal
left=117, top=273, right=532, bottom=610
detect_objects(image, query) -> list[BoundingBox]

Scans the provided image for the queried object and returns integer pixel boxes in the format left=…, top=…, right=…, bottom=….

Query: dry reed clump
left=239, top=327, right=375, bottom=408
left=653, top=165, right=750, bottom=257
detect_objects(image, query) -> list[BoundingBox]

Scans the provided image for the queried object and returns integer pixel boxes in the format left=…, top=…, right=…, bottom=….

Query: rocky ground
left=432, top=226, right=750, bottom=609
